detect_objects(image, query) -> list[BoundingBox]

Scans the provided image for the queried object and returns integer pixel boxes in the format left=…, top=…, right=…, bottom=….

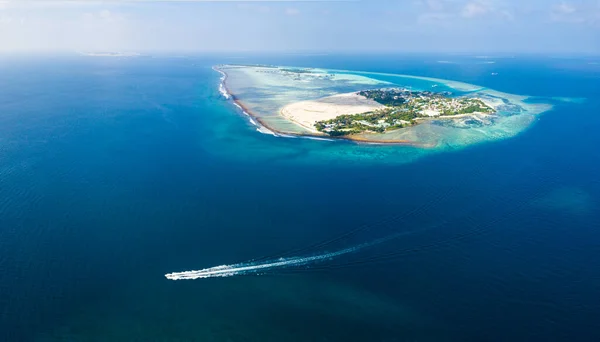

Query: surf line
left=165, top=233, right=402, bottom=280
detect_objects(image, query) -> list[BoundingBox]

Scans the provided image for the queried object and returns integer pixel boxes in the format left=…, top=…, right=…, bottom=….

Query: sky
left=0, top=0, right=598, bottom=54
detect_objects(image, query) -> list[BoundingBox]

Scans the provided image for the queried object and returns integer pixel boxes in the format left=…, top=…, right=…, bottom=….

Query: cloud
left=551, top=2, right=586, bottom=23
left=548, top=1, right=600, bottom=25
left=424, top=0, right=445, bottom=11
left=237, top=3, right=270, bottom=14
left=285, top=8, right=300, bottom=16
left=457, top=1, right=515, bottom=21
left=0, top=0, right=598, bottom=54
left=99, top=9, right=112, bottom=20
left=417, top=0, right=514, bottom=24
left=0, top=0, right=319, bottom=7
left=554, top=2, right=576, bottom=14
left=499, top=9, right=514, bottom=21
left=0, top=14, right=12, bottom=24
left=82, top=9, right=126, bottom=23
left=415, top=0, right=454, bottom=25
left=462, top=1, right=489, bottom=18
left=417, top=11, right=453, bottom=25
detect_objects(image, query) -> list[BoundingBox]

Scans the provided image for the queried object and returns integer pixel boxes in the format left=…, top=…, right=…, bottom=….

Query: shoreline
left=213, top=65, right=429, bottom=148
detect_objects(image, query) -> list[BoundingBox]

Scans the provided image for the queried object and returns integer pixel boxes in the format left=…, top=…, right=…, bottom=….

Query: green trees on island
left=315, top=89, right=495, bottom=136
left=315, top=108, right=417, bottom=136
left=359, top=89, right=408, bottom=106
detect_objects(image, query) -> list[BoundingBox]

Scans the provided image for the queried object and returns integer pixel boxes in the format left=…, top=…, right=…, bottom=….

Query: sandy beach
left=280, top=93, right=384, bottom=132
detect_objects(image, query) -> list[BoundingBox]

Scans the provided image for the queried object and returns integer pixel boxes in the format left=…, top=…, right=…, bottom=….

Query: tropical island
left=216, top=64, right=551, bottom=148
left=78, top=51, right=141, bottom=57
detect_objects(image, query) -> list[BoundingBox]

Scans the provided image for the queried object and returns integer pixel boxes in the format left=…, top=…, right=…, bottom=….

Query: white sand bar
left=280, top=93, right=384, bottom=132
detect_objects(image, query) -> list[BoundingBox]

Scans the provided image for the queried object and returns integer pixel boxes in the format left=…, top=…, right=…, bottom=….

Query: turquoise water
left=1, top=54, right=599, bottom=341
left=222, top=64, right=550, bottom=148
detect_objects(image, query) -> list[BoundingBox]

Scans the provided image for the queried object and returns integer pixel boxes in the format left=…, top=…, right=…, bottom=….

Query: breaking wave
left=214, top=67, right=231, bottom=99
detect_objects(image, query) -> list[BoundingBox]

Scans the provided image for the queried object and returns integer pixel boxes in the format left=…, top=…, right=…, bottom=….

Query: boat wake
left=165, top=233, right=401, bottom=280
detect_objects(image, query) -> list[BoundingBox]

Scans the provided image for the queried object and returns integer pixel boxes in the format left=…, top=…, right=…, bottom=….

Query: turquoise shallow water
left=0, top=54, right=599, bottom=341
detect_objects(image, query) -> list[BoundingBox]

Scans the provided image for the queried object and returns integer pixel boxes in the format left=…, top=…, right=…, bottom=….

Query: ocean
left=0, top=53, right=599, bottom=341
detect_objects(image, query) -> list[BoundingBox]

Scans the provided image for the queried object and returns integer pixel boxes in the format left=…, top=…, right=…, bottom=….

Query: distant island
left=216, top=64, right=551, bottom=147
left=78, top=51, right=141, bottom=57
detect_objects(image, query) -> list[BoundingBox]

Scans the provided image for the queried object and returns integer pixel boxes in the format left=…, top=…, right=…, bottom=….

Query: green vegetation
left=316, top=88, right=495, bottom=136
left=358, top=89, right=408, bottom=106
left=281, top=68, right=314, bottom=74
left=315, top=108, right=417, bottom=135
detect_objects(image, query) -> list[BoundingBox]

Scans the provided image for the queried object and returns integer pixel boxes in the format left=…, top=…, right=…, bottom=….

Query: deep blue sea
left=1, top=54, right=599, bottom=341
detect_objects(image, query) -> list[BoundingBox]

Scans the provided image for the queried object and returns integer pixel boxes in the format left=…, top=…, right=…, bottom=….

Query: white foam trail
left=166, top=247, right=356, bottom=280
left=165, top=233, right=401, bottom=280
left=302, top=136, right=335, bottom=142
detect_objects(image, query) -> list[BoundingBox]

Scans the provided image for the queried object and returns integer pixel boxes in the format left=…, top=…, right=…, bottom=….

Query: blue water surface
left=0, top=53, right=599, bottom=341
